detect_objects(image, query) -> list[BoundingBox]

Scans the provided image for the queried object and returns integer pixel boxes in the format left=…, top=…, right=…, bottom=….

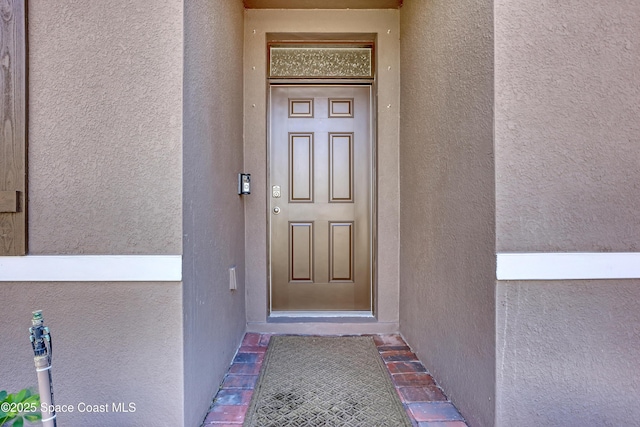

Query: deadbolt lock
left=272, top=185, right=281, bottom=198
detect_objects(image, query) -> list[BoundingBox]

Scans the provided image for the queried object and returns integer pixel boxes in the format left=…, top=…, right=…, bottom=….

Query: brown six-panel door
left=270, top=85, right=372, bottom=311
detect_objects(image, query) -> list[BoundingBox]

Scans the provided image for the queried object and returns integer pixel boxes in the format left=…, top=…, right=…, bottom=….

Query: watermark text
left=38, top=402, right=136, bottom=413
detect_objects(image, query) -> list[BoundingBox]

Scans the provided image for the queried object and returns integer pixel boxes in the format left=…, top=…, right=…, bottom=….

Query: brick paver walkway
left=202, top=333, right=468, bottom=427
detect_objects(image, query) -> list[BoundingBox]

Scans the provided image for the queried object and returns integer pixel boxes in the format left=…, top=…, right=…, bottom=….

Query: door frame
left=266, top=82, right=378, bottom=316
left=243, top=9, right=400, bottom=332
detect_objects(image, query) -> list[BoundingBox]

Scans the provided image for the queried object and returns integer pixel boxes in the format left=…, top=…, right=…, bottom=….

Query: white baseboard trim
left=497, top=252, right=640, bottom=281
left=0, top=255, right=182, bottom=282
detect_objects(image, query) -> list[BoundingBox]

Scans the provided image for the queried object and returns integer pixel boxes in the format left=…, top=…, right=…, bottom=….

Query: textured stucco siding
left=495, top=1, right=640, bottom=426
left=0, top=282, right=183, bottom=426
left=497, top=281, right=640, bottom=426
left=399, top=1, right=495, bottom=426
left=495, top=0, right=640, bottom=252
left=183, top=1, right=247, bottom=426
left=28, top=0, right=183, bottom=255
left=0, top=2, right=185, bottom=426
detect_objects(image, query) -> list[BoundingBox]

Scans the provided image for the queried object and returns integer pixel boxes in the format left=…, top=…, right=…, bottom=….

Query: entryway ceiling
left=244, top=0, right=402, bottom=9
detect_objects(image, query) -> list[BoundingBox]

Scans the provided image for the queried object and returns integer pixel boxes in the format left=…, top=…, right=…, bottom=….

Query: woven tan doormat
left=243, top=335, right=412, bottom=427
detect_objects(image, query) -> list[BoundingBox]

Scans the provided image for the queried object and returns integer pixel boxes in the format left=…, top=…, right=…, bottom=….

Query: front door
left=269, top=85, right=372, bottom=312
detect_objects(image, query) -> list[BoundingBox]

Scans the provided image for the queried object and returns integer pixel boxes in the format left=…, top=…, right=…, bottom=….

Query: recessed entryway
left=243, top=8, right=400, bottom=334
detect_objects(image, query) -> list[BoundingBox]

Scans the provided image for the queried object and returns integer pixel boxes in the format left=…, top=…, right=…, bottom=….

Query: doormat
left=243, top=336, right=412, bottom=427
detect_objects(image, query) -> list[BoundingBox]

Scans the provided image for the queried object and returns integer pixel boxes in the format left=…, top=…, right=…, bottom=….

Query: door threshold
left=268, top=311, right=376, bottom=323
left=270, top=311, right=374, bottom=318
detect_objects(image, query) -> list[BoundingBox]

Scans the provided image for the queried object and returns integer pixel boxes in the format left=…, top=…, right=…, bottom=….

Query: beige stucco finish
left=27, top=0, right=183, bottom=255
left=399, top=1, right=496, bottom=426
left=2, top=2, right=637, bottom=426
left=495, top=0, right=640, bottom=252
left=0, top=282, right=184, bottom=426
left=243, top=9, right=401, bottom=333
left=0, top=2, right=186, bottom=426
left=495, top=2, right=640, bottom=425
left=183, top=1, right=247, bottom=426
left=497, top=280, right=640, bottom=426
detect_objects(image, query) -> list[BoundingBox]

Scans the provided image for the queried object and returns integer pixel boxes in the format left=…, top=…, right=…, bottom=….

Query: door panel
left=270, top=85, right=372, bottom=311
left=290, top=222, right=314, bottom=281
left=329, top=134, right=354, bottom=202
left=329, top=222, right=354, bottom=282
left=289, top=134, right=314, bottom=201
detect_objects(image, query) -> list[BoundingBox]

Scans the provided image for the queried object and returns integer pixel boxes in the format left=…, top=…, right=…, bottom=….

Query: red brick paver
left=408, top=402, right=466, bottom=422
left=201, top=333, right=468, bottom=426
left=417, top=422, right=469, bottom=427
left=220, top=374, right=258, bottom=390
left=399, top=385, right=448, bottom=402
left=203, top=404, right=248, bottom=424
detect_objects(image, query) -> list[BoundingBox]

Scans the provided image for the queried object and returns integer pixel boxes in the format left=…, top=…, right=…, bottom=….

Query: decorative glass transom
left=269, top=47, right=373, bottom=79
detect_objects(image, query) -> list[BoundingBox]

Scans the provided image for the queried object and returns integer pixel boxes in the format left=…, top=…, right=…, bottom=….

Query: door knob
left=273, top=206, right=281, bottom=215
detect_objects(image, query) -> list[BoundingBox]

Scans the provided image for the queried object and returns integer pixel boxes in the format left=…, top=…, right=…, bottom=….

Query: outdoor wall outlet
left=229, top=266, right=237, bottom=291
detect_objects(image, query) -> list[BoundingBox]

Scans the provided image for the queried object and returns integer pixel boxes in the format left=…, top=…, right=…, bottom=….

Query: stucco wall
left=0, top=282, right=183, bottom=426
left=0, top=2, right=185, bottom=426
left=496, top=281, right=640, bottom=426
left=495, top=2, right=640, bottom=426
left=495, top=0, right=640, bottom=252
left=28, top=0, right=183, bottom=255
left=399, top=1, right=495, bottom=426
left=244, top=9, right=401, bottom=333
left=183, top=1, right=247, bottom=426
